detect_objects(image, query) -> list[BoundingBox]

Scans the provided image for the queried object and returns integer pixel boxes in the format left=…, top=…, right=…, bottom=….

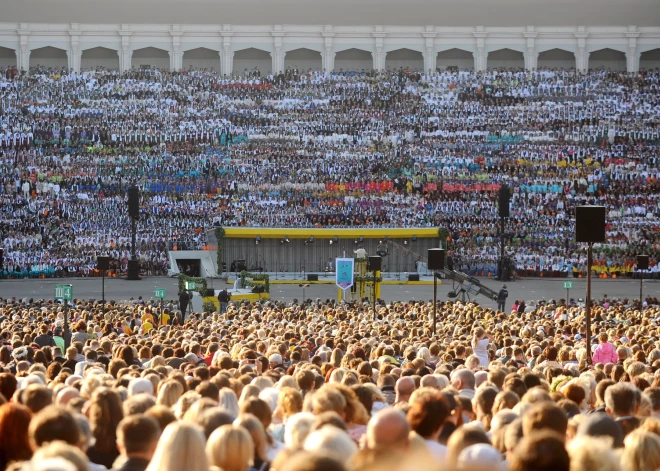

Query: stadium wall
left=1, top=23, right=659, bottom=74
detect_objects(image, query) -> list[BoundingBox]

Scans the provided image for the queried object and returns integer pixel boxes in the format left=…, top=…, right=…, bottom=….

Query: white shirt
left=425, top=439, right=447, bottom=463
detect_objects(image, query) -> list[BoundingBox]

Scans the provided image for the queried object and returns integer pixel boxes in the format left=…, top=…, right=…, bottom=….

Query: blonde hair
left=145, top=423, right=209, bottom=471
left=157, top=380, right=184, bottom=408
left=312, top=386, right=347, bottom=416
left=567, top=436, right=621, bottom=471
left=328, top=368, right=346, bottom=384
left=219, top=388, right=240, bottom=418
left=277, top=387, right=303, bottom=418
left=238, top=384, right=261, bottom=406
left=622, top=431, right=660, bottom=471
left=206, top=425, right=254, bottom=471
left=174, top=391, right=201, bottom=420
left=234, top=414, right=268, bottom=462
left=251, top=377, right=273, bottom=391
left=276, top=375, right=299, bottom=390
left=284, top=412, right=315, bottom=449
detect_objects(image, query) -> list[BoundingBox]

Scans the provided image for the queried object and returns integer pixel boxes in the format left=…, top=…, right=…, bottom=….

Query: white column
left=119, top=30, right=133, bottom=74
left=372, top=29, right=386, bottom=70
left=272, top=30, right=285, bottom=74
left=423, top=28, right=437, bottom=73
left=574, top=28, right=589, bottom=73
left=473, top=28, right=488, bottom=71
left=221, top=32, right=233, bottom=75
left=322, top=27, right=335, bottom=72
left=17, top=28, right=30, bottom=73
left=625, top=26, right=640, bottom=73
left=523, top=27, right=537, bottom=71
left=69, top=34, right=81, bottom=73
left=170, top=25, right=182, bottom=71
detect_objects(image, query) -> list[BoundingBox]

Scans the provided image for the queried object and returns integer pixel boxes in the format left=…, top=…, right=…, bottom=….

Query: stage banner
left=336, top=258, right=355, bottom=291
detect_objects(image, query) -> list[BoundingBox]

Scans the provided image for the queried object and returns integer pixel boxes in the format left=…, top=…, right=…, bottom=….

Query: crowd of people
left=1, top=293, right=660, bottom=471
left=1, top=63, right=659, bottom=278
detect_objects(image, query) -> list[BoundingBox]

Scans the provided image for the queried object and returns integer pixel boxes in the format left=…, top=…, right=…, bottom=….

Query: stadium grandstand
left=1, top=1, right=660, bottom=470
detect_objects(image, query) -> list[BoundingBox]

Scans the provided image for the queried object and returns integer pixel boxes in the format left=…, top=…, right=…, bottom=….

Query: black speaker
left=307, top=274, right=319, bottom=281
left=0, top=248, right=3, bottom=270
left=252, top=285, right=265, bottom=293
left=367, top=256, right=381, bottom=271
left=127, top=186, right=140, bottom=220
left=97, top=256, right=110, bottom=271
left=498, top=185, right=511, bottom=218
left=427, top=248, right=445, bottom=271
left=575, top=205, right=606, bottom=243
left=127, top=260, right=140, bottom=280
left=638, top=255, right=650, bottom=270
left=408, top=274, right=420, bottom=281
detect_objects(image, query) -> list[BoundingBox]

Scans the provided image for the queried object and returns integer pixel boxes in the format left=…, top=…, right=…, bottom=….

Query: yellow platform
left=228, top=279, right=439, bottom=286
left=202, top=292, right=269, bottom=309
left=224, top=227, right=439, bottom=239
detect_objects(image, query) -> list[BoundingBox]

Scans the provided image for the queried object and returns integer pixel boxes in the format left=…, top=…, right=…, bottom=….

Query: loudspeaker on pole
left=427, top=248, right=445, bottom=271
left=575, top=205, right=606, bottom=243
left=498, top=185, right=511, bottom=218
left=367, top=256, right=382, bottom=272
left=127, top=186, right=140, bottom=220
left=97, top=256, right=110, bottom=271
left=638, top=255, right=649, bottom=271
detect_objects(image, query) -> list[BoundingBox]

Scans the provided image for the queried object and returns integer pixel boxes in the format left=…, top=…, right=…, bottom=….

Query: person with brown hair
left=18, top=384, right=53, bottom=414
left=240, top=397, right=284, bottom=460
left=509, top=431, right=569, bottom=471
left=0, top=403, right=33, bottom=469
left=445, top=426, right=490, bottom=468
left=406, top=389, right=451, bottom=462
left=71, top=320, right=91, bottom=345
left=28, top=405, right=81, bottom=450
left=473, top=386, right=498, bottom=431
left=522, top=402, right=569, bottom=439
left=86, top=388, right=124, bottom=468
left=113, top=414, right=161, bottom=471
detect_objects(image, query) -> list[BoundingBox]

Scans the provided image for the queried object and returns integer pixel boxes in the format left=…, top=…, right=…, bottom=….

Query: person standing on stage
left=497, top=285, right=509, bottom=312
left=178, top=290, right=191, bottom=323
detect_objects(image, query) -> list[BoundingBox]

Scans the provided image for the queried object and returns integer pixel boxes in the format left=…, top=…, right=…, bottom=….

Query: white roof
left=2, top=0, right=659, bottom=26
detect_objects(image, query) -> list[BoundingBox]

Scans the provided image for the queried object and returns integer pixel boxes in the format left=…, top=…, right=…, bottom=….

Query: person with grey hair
left=527, top=346, right=542, bottom=369
left=451, top=368, right=476, bottom=399
left=56, top=387, right=81, bottom=406
left=303, top=426, right=358, bottom=465
left=605, top=382, right=641, bottom=437
left=420, top=375, right=441, bottom=390
left=475, top=371, right=489, bottom=389
left=605, top=383, right=640, bottom=419
left=183, top=353, right=199, bottom=367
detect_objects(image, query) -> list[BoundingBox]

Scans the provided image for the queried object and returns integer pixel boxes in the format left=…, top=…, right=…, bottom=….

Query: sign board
left=55, top=285, right=72, bottom=301
left=185, top=281, right=196, bottom=290
left=336, top=258, right=355, bottom=290
left=563, top=281, right=573, bottom=289
left=155, top=289, right=166, bottom=299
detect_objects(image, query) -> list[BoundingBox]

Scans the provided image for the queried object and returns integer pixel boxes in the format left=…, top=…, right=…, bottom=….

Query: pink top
left=592, top=341, right=618, bottom=365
